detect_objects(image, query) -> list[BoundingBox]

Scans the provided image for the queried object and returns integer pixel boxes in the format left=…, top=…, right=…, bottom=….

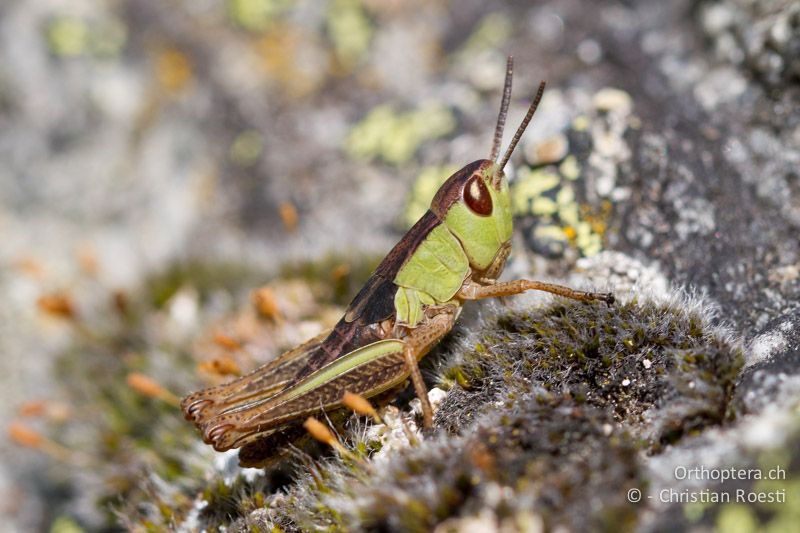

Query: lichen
left=510, top=87, right=635, bottom=259
left=346, top=104, right=456, bottom=165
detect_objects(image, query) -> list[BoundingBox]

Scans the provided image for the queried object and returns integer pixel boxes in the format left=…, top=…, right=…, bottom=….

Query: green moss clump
left=240, top=296, right=741, bottom=532
left=436, top=299, right=742, bottom=450
left=21, top=253, right=382, bottom=531
left=648, top=416, right=800, bottom=531
left=145, top=260, right=261, bottom=308
left=277, top=252, right=382, bottom=307
left=28, top=255, right=744, bottom=531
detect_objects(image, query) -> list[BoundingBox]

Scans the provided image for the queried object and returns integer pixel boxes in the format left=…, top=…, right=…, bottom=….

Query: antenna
left=498, top=80, right=546, bottom=171
left=489, top=56, right=514, bottom=161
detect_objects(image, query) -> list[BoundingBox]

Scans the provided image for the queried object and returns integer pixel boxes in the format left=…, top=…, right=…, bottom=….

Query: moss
left=145, top=260, right=261, bottom=308
left=240, top=296, right=741, bottom=532
left=23, top=253, right=380, bottom=531
left=257, top=394, right=643, bottom=532
left=651, top=415, right=800, bottom=532
left=277, top=252, right=382, bottom=307
left=24, top=247, right=743, bottom=532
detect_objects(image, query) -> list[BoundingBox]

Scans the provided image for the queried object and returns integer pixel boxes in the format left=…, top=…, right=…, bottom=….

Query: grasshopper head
left=430, top=160, right=512, bottom=271
left=429, top=57, right=545, bottom=273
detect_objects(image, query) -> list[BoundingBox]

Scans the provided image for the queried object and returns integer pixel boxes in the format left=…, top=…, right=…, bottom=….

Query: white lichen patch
left=213, top=448, right=263, bottom=485
left=433, top=507, right=543, bottom=533
left=647, top=391, right=800, bottom=505
left=672, top=195, right=716, bottom=240
left=694, top=67, right=748, bottom=110
left=585, top=87, right=634, bottom=204
left=363, top=387, right=449, bottom=461
left=363, top=405, right=419, bottom=460
left=746, top=327, right=790, bottom=368
left=573, top=250, right=670, bottom=302
left=592, top=88, right=633, bottom=114
left=768, top=263, right=800, bottom=285
left=523, top=132, right=569, bottom=166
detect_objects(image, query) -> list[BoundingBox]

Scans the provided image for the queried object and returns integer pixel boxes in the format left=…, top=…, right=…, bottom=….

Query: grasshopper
left=181, top=57, right=614, bottom=466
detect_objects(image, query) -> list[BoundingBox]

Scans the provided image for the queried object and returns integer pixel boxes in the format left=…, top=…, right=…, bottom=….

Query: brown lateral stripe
left=280, top=160, right=494, bottom=383
left=430, top=159, right=492, bottom=218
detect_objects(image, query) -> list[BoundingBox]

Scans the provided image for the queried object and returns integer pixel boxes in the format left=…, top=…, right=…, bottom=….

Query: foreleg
left=458, top=279, right=614, bottom=305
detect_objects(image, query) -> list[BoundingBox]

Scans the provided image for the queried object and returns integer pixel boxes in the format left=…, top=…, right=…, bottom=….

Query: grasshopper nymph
left=182, top=57, right=614, bottom=466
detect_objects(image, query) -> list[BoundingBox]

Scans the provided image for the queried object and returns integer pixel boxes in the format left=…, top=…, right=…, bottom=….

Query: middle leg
left=400, top=307, right=457, bottom=428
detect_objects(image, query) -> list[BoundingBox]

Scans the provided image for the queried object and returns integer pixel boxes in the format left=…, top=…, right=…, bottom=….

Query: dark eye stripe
left=464, top=175, right=492, bottom=216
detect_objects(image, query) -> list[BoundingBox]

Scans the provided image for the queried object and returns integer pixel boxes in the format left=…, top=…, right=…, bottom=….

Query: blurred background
left=1, top=0, right=799, bottom=531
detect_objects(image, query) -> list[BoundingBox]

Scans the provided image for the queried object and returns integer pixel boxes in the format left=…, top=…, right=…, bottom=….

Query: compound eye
left=464, top=175, right=493, bottom=216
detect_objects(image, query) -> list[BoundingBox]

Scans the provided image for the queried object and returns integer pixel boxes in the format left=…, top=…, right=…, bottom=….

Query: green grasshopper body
left=181, top=58, right=613, bottom=466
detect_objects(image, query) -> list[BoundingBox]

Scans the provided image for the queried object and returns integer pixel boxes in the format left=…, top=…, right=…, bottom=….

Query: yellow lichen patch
left=227, top=0, right=295, bottom=32
left=256, top=25, right=326, bottom=98
left=574, top=221, right=602, bottom=257
left=229, top=130, right=263, bottom=167
left=327, top=0, right=373, bottom=70
left=531, top=196, right=558, bottom=216
left=559, top=155, right=581, bottom=181
left=533, top=224, right=569, bottom=244
left=556, top=186, right=581, bottom=225
left=403, top=165, right=458, bottom=227
left=555, top=185, right=575, bottom=207
left=45, top=16, right=127, bottom=58
left=572, top=115, right=590, bottom=131
left=46, top=17, right=89, bottom=57
left=511, top=162, right=610, bottom=257
left=156, top=47, right=193, bottom=94
left=558, top=202, right=580, bottom=228
left=580, top=202, right=611, bottom=235
left=511, top=167, right=560, bottom=215
left=459, top=12, right=512, bottom=55
left=346, top=104, right=455, bottom=165
left=574, top=202, right=611, bottom=257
